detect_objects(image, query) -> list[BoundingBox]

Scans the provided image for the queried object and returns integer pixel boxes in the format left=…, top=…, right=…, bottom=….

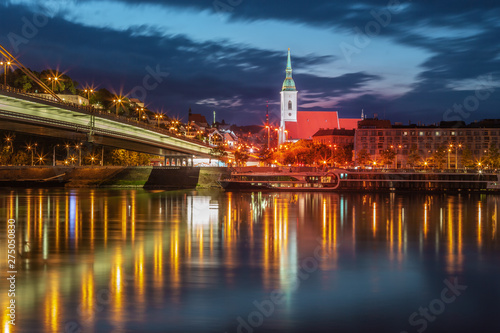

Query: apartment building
left=312, top=128, right=355, bottom=146
left=354, top=119, right=500, bottom=168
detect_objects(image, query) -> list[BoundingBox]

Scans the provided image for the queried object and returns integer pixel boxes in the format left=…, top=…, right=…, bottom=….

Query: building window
left=288, top=101, right=292, bottom=110
left=419, top=131, right=424, bottom=136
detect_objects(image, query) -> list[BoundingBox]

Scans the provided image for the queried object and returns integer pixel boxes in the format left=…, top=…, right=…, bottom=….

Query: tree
left=234, top=150, right=249, bottom=166
left=380, top=148, right=396, bottom=167
left=209, top=144, right=228, bottom=164
left=258, top=148, right=274, bottom=166
left=0, top=146, right=12, bottom=165
left=485, top=145, right=500, bottom=168
left=111, top=149, right=128, bottom=165
left=93, top=88, right=115, bottom=110
left=407, top=145, right=420, bottom=167
left=431, top=146, right=447, bottom=169
left=10, top=151, right=28, bottom=165
left=461, top=146, right=475, bottom=169
left=333, top=144, right=353, bottom=166
left=356, top=148, right=371, bottom=166
left=40, top=70, right=79, bottom=94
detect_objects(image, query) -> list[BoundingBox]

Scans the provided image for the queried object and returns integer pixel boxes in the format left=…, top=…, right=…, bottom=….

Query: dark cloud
left=0, top=4, right=346, bottom=124
left=1, top=1, right=499, bottom=125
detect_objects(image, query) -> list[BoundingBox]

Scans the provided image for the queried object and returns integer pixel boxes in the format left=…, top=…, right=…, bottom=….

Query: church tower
left=280, top=48, right=298, bottom=145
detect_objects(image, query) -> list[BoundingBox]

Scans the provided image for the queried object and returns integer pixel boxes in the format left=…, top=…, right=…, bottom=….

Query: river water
left=1, top=189, right=500, bottom=333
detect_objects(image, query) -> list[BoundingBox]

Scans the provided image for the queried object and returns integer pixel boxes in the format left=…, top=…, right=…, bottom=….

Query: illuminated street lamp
left=87, top=153, right=98, bottom=166
left=113, top=97, right=124, bottom=116
left=155, top=113, right=164, bottom=128
left=136, top=107, right=144, bottom=123
left=75, top=144, right=82, bottom=166
left=37, top=156, right=44, bottom=165
left=47, top=76, right=60, bottom=92
left=0, top=60, right=12, bottom=86
left=449, top=143, right=462, bottom=169
left=26, top=143, right=37, bottom=166
left=448, top=145, right=451, bottom=169
left=84, top=88, right=94, bottom=104
left=4, top=134, right=13, bottom=153
left=53, top=144, right=60, bottom=166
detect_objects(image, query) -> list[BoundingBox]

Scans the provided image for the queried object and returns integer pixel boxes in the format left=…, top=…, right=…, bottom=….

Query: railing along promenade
left=344, top=168, right=499, bottom=174
left=0, top=84, right=211, bottom=148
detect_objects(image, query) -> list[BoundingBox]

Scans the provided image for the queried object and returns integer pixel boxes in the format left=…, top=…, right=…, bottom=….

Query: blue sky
left=1, top=0, right=499, bottom=125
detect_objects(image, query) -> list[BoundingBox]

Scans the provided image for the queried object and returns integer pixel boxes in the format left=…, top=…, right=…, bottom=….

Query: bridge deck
left=0, top=85, right=213, bottom=157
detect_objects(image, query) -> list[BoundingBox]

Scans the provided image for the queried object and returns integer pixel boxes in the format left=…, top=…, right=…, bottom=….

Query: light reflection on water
left=0, top=189, right=499, bottom=332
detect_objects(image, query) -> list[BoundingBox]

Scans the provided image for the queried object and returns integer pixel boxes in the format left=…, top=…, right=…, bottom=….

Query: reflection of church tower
left=279, top=48, right=298, bottom=145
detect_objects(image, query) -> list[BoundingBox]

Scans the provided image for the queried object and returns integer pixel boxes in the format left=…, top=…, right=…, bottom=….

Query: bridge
left=0, top=84, right=214, bottom=164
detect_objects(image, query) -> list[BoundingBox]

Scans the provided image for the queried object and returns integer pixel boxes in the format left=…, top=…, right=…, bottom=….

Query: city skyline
left=0, top=0, right=499, bottom=125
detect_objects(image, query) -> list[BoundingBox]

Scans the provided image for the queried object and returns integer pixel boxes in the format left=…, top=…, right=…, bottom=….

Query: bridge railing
left=0, top=83, right=211, bottom=147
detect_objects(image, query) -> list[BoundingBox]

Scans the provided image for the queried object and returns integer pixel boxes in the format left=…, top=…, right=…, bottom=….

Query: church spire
left=286, top=48, right=292, bottom=75
left=282, top=48, right=296, bottom=91
left=266, top=101, right=269, bottom=125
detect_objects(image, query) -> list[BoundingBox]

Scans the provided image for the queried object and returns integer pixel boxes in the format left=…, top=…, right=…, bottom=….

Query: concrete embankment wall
left=0, top=166, right=230, bottom=189
left=0, top=166, right=152, bottom=187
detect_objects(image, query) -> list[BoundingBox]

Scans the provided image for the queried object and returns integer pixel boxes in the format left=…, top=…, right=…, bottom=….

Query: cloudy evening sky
left=1, top=0, right=499, bottom=125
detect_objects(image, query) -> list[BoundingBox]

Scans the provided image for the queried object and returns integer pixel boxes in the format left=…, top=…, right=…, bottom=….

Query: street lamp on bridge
left=47, top=76, right=60, bottom=92
left=0, top=60, right=11, bottom=86
left=136, top=107, right=145, bottom=123
left=84, top=88, right=94, bottom=105
left=155, top=113, right=164, bottom=128
left=113, top=97, right=124, bottom=116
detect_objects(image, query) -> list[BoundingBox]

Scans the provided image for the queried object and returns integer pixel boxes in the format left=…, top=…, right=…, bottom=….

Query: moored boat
left=220, top=168, right=500, bottom=192
left=219, top=170, right=339, bottom=191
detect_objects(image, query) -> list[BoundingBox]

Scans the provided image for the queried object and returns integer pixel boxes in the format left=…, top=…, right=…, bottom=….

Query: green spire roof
left=282, top=48, right=296, bottom=91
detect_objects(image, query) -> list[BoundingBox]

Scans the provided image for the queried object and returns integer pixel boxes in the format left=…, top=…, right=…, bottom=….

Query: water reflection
left=1, top=190, right=500, bottom=332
